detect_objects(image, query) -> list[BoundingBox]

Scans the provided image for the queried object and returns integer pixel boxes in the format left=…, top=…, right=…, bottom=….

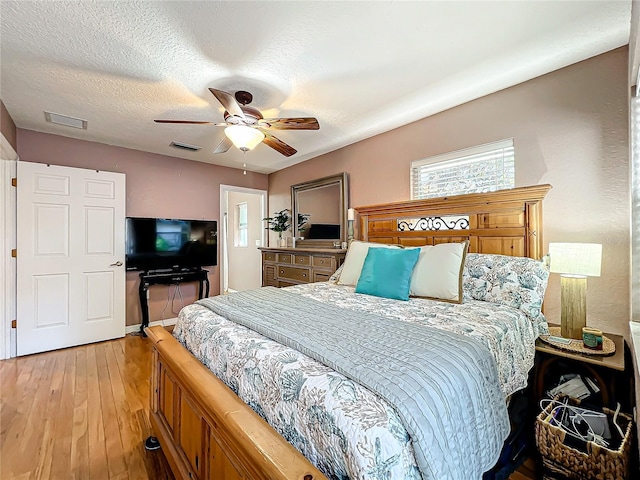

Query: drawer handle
left=299, top=259, right=304, bottom=262
left=302, top=273, right=307, bottom=278
left=319, top=260, right=324, bottom=264
left=280, top=270, right=284, bottom=274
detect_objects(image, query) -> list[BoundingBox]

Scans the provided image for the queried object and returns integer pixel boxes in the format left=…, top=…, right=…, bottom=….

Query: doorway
left=220, top=185, right=267, bottom=293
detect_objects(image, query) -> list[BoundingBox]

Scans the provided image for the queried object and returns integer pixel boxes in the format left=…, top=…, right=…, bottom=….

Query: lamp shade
left=224, top=125, right=265, bottom=151
left=549, top=243, right=602, bottom=277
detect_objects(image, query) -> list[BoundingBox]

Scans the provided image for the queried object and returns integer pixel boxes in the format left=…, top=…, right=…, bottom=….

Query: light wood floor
left=0, top=334, right=173, bottom=480
left=1, top=334, right=534, bottom=480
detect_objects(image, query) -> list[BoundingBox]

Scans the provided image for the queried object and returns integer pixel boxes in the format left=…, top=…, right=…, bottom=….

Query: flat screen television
left=125, top=217, right=217, bottom=271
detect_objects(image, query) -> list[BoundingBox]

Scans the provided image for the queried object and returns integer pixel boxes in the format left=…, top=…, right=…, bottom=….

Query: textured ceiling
left=0, top=1, right=632, bottom=174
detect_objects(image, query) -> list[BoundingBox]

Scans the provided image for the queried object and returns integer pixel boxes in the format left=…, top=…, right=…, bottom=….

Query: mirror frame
left=291, top=172, right=349, bottom=247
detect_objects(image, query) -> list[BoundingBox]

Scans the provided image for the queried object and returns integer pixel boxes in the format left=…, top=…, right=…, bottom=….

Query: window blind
left=411, top=139, right=515, bottom=199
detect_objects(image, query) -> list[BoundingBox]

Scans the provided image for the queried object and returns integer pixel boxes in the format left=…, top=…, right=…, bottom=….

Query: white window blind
left=411, top=139, right=515, bottom=199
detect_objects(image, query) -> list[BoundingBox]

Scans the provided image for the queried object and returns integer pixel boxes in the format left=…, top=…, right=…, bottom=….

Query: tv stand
left=138, top=268, right=210, bottom=335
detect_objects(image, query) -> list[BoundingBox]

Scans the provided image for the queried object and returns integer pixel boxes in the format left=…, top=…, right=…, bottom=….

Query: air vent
left=44, top=111, right=87, bottom=129
left=170, top=141, right=201, bottom=152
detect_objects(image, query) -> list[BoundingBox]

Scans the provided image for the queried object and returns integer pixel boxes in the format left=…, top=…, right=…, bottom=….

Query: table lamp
left=347, top=208, right=355, bottom=245
left=548, top=243, right=602, bottom=339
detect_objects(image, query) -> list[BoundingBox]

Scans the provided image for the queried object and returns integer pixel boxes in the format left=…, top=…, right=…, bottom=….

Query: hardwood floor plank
left=50, top=348, right=77, bottom=478
left=86, top=341, right=109, bottom=480
left=95, top=342, right=128, bottom=479
left=10, top=355, right=53, bottom=478
left=104, top=340, right=147, bottom=478
left=0, top=355, right=43, bottom=479
left=70, top=347, right=89, bottom=480
left=33, top=351, right=67, bottom=479
left=0, top=354, right=36, bottom=443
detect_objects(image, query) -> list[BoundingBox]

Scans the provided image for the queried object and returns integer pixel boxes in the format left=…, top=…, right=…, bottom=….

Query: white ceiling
left=0, top=1, right=632, bottom=174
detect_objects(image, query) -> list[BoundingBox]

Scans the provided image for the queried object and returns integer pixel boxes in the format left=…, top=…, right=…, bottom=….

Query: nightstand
left=533, top=327, right=631, bottom=411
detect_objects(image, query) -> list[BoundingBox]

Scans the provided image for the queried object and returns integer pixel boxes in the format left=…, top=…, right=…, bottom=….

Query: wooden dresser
left=259, top=247, right=347, bottom=287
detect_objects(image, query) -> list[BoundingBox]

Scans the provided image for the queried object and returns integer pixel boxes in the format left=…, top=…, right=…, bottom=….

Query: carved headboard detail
left=356, top=184, right=552, bottom=259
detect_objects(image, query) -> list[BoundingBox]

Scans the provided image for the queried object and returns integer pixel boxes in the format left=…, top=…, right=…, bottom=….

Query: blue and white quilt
left=173, top=282, right=543, bottom=480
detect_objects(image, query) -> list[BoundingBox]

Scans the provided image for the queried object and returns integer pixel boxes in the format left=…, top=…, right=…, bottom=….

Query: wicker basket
left=535, top=396, right=633, bottom=480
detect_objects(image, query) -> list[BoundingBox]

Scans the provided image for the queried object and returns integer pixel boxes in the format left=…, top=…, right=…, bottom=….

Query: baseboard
left=126, top=317, right=178, bottom=334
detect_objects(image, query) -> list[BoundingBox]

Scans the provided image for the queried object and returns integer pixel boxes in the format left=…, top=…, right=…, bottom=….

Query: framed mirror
left=291, top=173, right=349, bottom=246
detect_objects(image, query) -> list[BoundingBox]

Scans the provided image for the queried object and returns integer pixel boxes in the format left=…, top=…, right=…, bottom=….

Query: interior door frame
left=219, top=185, right=267, bottom=294
left=0, top=134, right=18, bottom=359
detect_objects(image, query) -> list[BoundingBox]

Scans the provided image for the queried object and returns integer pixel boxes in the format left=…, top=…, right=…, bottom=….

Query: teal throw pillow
left=355, top=247, right=420, bottom=301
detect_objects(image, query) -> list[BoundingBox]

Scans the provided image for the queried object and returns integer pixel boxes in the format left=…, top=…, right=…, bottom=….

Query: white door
left=220, top=186, right=266, bottom=293
left=16, top=162, right=126, bottom=355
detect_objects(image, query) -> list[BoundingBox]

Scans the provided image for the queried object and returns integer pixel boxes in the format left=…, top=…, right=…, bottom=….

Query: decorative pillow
left=355, top=247, right=420, bottom=301
left=337, top=240, right=400, bottom=286
left=409, top=241, right=468, bottom=303
left=463, top=253, right=550, bottom=322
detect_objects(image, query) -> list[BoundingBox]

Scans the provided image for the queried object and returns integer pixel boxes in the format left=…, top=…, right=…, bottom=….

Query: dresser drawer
left=312, top=256, right=335, bottom=270
left=277, top=253, right=293, bottom=264
left=262, top=252, right=276, bottom=262
left=312, top=271, right=332, bottom=283
left=278, top=265, right=310, bottom=283
left=293, top=255, right=311, bottom=266
left=262, top=264, right=277, bottom=287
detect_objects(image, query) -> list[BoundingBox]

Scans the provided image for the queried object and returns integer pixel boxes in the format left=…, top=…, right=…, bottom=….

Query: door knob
left=109, top=261, right=123, bottom=267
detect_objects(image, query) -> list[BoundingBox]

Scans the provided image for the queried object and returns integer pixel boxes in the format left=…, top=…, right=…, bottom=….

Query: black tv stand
left=138, top=267, right=210, bottom=335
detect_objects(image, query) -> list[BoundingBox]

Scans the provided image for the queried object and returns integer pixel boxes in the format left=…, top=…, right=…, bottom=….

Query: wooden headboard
left=356, top=184, right=552, bottom=259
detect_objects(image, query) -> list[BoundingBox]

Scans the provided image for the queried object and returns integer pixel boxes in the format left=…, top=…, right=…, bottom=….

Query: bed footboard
left=146, top=326, right=326, bottom=480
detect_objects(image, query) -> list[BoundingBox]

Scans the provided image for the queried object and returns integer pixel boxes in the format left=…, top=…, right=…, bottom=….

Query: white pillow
left=337, top=240, right=400, bottom=286
left=409, top=241, right=468, bottom=303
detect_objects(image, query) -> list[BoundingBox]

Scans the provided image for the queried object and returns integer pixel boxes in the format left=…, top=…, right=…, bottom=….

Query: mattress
left=173, top=282, right=543, bottom=479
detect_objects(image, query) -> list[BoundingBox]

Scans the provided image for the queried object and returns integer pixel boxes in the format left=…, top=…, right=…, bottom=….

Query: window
left=235, top=202, right=248, bottom=247
left=411, top=139, right=515, bottom=199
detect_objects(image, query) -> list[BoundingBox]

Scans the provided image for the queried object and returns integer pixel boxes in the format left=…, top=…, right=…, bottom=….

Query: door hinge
left=11, top=178, right=16, bottom=187
left=11, top=249, right=17, bottom=258
left=11, top=320, right=16, bottom=329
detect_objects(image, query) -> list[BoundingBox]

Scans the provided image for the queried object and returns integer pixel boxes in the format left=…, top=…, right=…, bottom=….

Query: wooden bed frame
left=146, top=184, right=551, bottom=480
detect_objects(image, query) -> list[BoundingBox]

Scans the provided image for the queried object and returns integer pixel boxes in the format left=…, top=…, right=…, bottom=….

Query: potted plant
left=297, top=212, right=311, bottom=237
left=264, top=209, right=291, bottom=247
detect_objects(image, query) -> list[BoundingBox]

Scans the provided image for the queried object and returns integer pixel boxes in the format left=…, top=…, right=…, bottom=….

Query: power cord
left=172, top=283, right=184, bottom=314
left=612, top=402, right=625, bottom=438
left=539, top=399, right=611, bottom=447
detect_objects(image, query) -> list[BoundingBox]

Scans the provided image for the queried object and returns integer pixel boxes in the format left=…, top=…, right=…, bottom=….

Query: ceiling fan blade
left=213, top=136, right=233, bottom=154
left=209, top=88, right=247, bottom=121
left=258, top=117, right=320, bottom=130
left=154, top=119, right=215, bottom=124
left=261, top=131, right=297, bottom=157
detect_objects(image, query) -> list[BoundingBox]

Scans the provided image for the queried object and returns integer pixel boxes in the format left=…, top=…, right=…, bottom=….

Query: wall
left=269, top=47, right=630, bottom=337
left=227, top=191, right=263, bottom=292
left=1, top=100, right=17, bottom=151
left=16, top=129, right=268, bottom=326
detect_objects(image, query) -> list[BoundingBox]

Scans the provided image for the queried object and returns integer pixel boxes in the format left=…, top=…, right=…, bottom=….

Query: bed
left=146, top=184, right=552, bottom=480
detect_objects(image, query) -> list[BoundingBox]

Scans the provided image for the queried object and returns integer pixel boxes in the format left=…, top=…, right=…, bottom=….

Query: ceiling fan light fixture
left=224, top=125, right=264, bottom=152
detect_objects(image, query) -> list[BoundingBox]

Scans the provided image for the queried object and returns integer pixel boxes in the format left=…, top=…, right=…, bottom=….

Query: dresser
left=259, top=247, right=347, bottom=287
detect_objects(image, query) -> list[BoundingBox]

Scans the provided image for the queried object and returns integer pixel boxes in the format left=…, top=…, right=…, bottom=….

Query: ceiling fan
left=155, top=88, right=320, bottom=157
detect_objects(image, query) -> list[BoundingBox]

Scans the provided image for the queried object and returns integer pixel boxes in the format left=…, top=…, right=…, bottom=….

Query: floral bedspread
left=173, top=283, right=545, bottom=480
